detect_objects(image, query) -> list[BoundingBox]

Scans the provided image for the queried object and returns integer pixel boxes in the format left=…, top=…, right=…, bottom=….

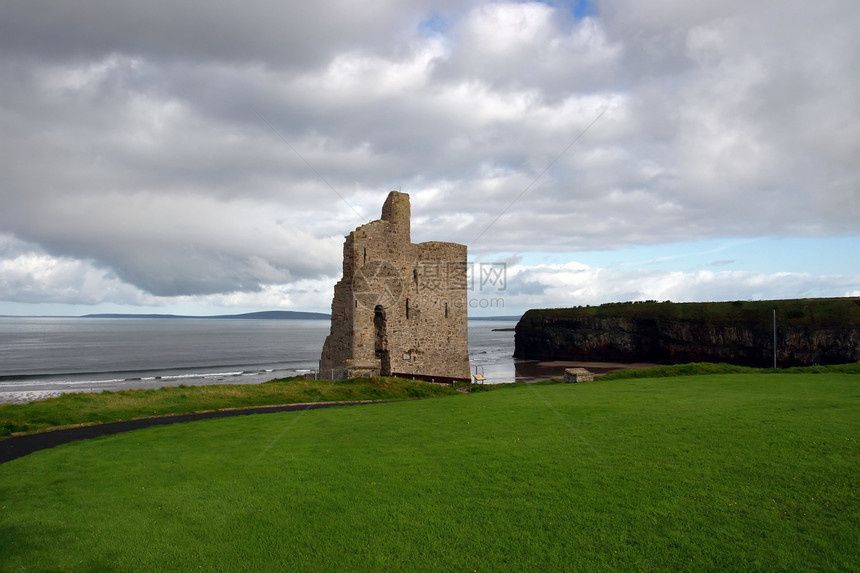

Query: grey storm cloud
left=0, top=0, right=858, bottom=306
left=0, top=0, right=454, bottom=67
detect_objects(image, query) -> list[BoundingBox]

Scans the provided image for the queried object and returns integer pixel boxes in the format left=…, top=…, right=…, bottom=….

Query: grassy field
left=0, top=377, right=458, bottom=437
left=524, top=296, right=860, bottom=327
left=1, top=371, right=858, bottom=571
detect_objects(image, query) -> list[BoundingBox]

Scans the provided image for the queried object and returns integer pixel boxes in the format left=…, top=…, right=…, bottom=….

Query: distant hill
left=212, top=311, right=331, bottom=320
left=80, top=311, right=331, bottom=320
left=80, top=312, right=520, bottom=321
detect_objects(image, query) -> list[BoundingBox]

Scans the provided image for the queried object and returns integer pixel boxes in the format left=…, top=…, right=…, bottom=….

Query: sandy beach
left=514, top=360, right=657, bottom=381
left=0, top=390, right=65, bottom=405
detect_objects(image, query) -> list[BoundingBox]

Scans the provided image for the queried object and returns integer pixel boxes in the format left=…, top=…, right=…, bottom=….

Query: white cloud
left=445, top=3, right=622, bottom=93
left=499, top=261, right=860, bottom=312
left=0, top=236, right=145, bottom=305
left=0, top=234, right=340, bottom=312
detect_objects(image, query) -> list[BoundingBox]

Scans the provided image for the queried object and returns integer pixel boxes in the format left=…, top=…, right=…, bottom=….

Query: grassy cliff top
left=521, top=297, right=860, bottom=328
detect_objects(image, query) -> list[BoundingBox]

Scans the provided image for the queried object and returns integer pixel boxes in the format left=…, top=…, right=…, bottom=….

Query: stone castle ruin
left=320, top=191, right=471, bottom=382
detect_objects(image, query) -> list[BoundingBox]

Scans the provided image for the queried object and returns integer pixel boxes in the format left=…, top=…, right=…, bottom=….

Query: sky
left=1, top=0, right=858, bottom=317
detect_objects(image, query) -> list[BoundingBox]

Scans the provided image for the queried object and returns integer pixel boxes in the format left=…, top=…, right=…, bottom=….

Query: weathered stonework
left=320, top=191, right=471, bottom=381
left=563, top=368, right=594, bottom=383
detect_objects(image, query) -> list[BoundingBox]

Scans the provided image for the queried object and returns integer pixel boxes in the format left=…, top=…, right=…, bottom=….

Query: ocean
left=0, top=317, right=521, bottom=403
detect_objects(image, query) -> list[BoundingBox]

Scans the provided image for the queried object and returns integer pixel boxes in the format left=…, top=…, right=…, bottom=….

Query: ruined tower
left=320, top=191, right=471, bottom=382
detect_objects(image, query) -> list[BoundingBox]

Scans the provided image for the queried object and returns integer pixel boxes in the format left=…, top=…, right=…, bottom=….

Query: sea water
left=0, top=317, right=520, bottom=403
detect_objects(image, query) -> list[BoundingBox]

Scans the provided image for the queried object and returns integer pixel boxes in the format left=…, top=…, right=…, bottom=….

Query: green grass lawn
left=1, top=372, right=857, bottom=571
left=0, top=377, right=458, bottom=437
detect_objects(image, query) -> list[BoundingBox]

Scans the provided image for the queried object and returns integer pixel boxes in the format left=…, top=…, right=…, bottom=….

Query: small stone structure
left=320, top=191, right=471, bottom=382
left=563, top=368, right=594, bottom=383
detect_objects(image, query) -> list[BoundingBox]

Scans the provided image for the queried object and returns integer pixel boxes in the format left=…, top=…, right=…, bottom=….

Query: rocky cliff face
left=514, top=298, right=860, bottom=368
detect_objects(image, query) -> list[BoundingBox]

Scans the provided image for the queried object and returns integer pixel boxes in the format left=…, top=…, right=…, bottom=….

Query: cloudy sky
left=1, top=0, right=858, bottom=317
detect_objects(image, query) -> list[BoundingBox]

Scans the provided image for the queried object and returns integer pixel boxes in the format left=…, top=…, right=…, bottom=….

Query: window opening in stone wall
left=363, top=248, right=367, bottom=264
left=413, top=268, right=418, bottom=286
left=445, top=301, right=448, bottom=318
left=406, top=298, right=410, bottom=319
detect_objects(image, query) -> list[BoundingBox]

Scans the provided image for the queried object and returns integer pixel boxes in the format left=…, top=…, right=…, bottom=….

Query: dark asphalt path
left=0, top=401, right=378, bottom=464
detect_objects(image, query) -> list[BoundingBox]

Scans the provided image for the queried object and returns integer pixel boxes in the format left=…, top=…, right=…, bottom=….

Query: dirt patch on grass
left=515, top=360, right=657, bottom=380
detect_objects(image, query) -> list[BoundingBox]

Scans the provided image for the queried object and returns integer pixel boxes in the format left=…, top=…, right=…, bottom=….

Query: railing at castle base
left=392, top=372, right=471, bottom=386
left=310, top=368, right=349, bottom=381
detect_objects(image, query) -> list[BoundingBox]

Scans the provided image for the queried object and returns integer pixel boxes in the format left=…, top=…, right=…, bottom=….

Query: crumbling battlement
left=320, top=191, right=471, bottom=381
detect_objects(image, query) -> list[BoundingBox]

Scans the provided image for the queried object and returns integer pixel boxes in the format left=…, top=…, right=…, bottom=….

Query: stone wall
left=320, top=191, right=471, bottom=381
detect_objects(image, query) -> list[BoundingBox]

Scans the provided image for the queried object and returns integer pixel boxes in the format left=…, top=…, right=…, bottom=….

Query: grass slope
left=1, top=372, right=858, bottom=571
left=527, top=296, right=860, bottom=327
left=600, top=361, right=860, bottom=380
left=0, top=377, right=458, bottom=437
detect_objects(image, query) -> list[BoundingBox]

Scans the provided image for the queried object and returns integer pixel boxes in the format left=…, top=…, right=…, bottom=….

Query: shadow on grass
left=0, top=521, right=120, bottom=572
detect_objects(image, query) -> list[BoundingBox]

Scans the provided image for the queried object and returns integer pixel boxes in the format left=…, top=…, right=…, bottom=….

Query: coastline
left=1, top=361, right=658, bottom=404
left=1, top=317, right=518, bottom=404
left=0, top=368, right=302, bottom=405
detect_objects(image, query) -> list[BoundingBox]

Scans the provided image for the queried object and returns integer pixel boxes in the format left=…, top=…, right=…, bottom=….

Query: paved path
left=0, top=401, right=380, bottom=464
